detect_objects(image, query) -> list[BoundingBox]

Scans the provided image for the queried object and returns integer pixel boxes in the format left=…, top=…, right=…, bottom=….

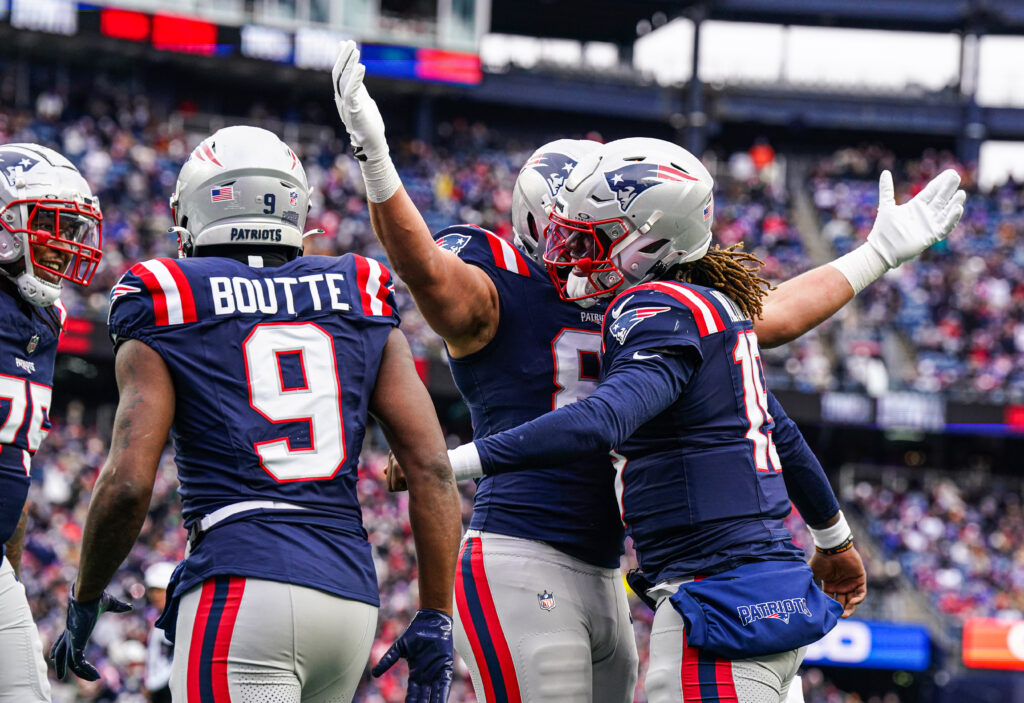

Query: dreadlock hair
left=672, top=243, right=774, bottom=320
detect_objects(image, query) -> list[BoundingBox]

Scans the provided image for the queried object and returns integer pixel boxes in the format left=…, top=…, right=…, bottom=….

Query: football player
left=49, top=126, right=462, bottom=703
left=0, top=143, right=103, bottom=703
left=441, top=138, right=965, bottom=702
left=332, top=41, right=961, bottom=702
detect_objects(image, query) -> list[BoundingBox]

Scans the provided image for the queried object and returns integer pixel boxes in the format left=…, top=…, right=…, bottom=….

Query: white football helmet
left=0, top=143, right=102, bottom=307
left=170, top=126, right=313, bottom=257
left=544, top=137, right=714, bottom=304
left=511, top=138, right=601, bottom=265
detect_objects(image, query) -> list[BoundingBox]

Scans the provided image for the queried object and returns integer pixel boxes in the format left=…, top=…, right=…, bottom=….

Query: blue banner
left=803, top=619, right=930, bottom=671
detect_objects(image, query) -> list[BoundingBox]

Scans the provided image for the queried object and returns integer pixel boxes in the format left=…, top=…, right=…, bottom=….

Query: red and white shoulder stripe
left=130, top=258, right=199, bottom=327
left=483, top=230, right=530, bottom=277
left=52, top=299, right=68, bottom=329
left=630, top=281, right=724, bottom=336
left=353, top=255, right=395, bottom=317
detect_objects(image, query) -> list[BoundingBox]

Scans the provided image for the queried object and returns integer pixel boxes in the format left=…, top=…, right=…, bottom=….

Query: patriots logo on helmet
left=435, top=233, right=472, bottom=256
left=605, top=163, right=699, bottom=212
left=608, top=305, right=671, bottom=345
left=523, top=152, right=577, bottom=196
left=0, top=150, right=40, bottom=189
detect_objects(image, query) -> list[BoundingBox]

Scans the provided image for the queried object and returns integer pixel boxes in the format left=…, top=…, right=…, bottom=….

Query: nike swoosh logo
left=611, top=295, right=634, bottom=320
left=633, top=352, right=661, bottom=361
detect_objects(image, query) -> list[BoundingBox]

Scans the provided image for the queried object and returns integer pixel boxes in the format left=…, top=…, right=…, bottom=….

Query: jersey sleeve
left=348, top=254, right=401, bottom=327
left=602, top=284, right=709, bottom=372
left=107, top=267, right=159, bottom=347
left=108, top=258, right=202, bottom=348
left=769, top=392, right=840, bottom=526
left=432, top=225, right=533, bottom=279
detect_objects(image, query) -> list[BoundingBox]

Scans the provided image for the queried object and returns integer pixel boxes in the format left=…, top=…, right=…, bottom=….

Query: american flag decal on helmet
left=605, top=163, right=699, bottom=212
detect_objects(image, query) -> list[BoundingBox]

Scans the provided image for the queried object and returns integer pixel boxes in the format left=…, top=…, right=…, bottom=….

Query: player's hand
left=332, top=40, right=389, bottom=163
left=867, top=169, right=966, bottom=269
left=386, top=450, right=409, bottom=492
left=50, top=589, right=132, bottom=680
left=372, top=609, right=454, bottom=703
left=810, top=546, right=867, bottom=618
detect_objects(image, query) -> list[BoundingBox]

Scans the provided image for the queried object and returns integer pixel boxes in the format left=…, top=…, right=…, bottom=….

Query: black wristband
left=815, top=535, right=854, bottom=556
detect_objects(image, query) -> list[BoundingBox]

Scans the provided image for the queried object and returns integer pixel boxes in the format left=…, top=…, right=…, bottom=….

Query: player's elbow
left=403, top=451, right=457, bottom=492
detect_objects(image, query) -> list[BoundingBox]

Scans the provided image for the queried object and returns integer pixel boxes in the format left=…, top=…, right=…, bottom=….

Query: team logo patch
left=522, top=152, right=577, bottom=196
left=435, top=233, right=472, bottom=256
left=0, top=150, right=40, bottom=188
left=608, top=304, right=671, bottom=345
left=210, top=186, right=234, bottom=202
left=538, top=591, right=556, bottom=611
left=737, top=598, right=811, bottom=626
left=604, top=163, right=698, bottom=212
left=110, top=283, right=141, bottom=305
left=15, top=357, right=35, bottom=373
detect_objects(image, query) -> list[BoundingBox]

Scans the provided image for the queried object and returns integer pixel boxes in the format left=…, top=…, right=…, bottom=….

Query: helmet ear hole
left=640, top=239, right=667, bottom=254
left=527, top=212, right=538, bottom=241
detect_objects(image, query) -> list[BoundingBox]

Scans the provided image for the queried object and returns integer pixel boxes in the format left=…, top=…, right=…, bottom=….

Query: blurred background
left=7, top=0, right=1024, bottom=701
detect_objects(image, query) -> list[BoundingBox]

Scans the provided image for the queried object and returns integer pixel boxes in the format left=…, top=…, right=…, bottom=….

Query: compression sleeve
left=769, top=392, right=840, bottom=526
left=476, top=350, right=698, bottom=473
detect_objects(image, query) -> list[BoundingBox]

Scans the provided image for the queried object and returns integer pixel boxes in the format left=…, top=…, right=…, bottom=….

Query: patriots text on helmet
left=229, top=227, right=284, bottom=242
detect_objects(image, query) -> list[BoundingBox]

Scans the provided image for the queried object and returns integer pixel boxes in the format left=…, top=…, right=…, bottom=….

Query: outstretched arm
left=76, top=340, right=174, bottom=601
left=451, top=350, right=696, bottom=477
left=754, top=169, right=965, bottom=348
left=333, top=41, right=499, bottom=357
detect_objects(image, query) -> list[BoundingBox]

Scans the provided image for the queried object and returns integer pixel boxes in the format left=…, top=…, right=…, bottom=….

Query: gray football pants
left=170, top=576, right=377, bottom=703
left=0, top=556, right=49, bottom=703
left=646, top=583, right=806, bottom=703
left=454, top=530, right=638, bottom=702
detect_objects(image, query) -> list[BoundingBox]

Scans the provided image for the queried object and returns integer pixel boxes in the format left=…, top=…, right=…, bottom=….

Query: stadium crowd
left=849, top=469, right=1024, bottom=621
left=3, top=71, right=1011, bottom=703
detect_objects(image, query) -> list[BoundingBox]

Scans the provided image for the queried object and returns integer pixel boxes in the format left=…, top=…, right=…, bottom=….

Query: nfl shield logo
left=538, top=591, right=556, bottom=611
left=26, top=334, right=39, bottom=354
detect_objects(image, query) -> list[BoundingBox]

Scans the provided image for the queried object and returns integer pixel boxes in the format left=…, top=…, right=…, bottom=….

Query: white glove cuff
left=808, top=511, right=853, bottom=550
left=829, top=243, right=890, bottom=295
left=360, top=156, right=402, bottom=204
left=447, top=443, right=483, bottom=482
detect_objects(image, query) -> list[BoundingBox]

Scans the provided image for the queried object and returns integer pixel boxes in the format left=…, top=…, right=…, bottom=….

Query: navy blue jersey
left=435, top=225, right=623, bottom=567
left=600, top=281, right=802, bottom=580
left=0, top=289, right=64, bottom=545
left=108, top=254, right=399, bottom=606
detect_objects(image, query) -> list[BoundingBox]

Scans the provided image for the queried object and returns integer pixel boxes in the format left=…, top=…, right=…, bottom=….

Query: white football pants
left=0, top=555, right=49, bottom=703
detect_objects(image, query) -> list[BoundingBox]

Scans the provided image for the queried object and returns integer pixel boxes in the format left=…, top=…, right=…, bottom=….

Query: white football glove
left=831, top=168, right=966, bottom=294
left=867, top=168, right=965, bottom=268
left=332, top=40, right=400, bottom=202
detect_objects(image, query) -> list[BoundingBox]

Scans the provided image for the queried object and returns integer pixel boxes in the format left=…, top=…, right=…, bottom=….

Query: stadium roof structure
left=491, top=0, right=1024, bottom=45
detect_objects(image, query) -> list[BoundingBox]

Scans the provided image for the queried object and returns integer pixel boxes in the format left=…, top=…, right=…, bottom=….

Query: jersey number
left=551, top=329, right=602, bottom=409
left=0, top=375, right=52, bottom=470
left=733, top=331, right=781, bottom=472
left=243, top=323, right=346, bottom=482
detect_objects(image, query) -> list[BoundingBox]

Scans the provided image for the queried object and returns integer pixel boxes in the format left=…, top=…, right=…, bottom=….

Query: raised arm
left=333, top=41, right=498, bottom=357
left=52, top=339, right=172, bottom=680
left=754, top=169, right=965, bottom=348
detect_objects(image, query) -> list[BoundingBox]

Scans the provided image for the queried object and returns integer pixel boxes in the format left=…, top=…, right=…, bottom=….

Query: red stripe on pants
left=467, top=538, right=522, bottom=702
left=187, top=580, right=217, bottom=702
left=455, top=540, right=498, bottom=703
left=211, top=577, right=246, bottom=702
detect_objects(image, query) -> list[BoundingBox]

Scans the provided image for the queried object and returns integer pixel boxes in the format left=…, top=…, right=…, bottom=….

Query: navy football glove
left=50, top=589, right=132, bottom=680
left=372, top=608, right=454, bottom=703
